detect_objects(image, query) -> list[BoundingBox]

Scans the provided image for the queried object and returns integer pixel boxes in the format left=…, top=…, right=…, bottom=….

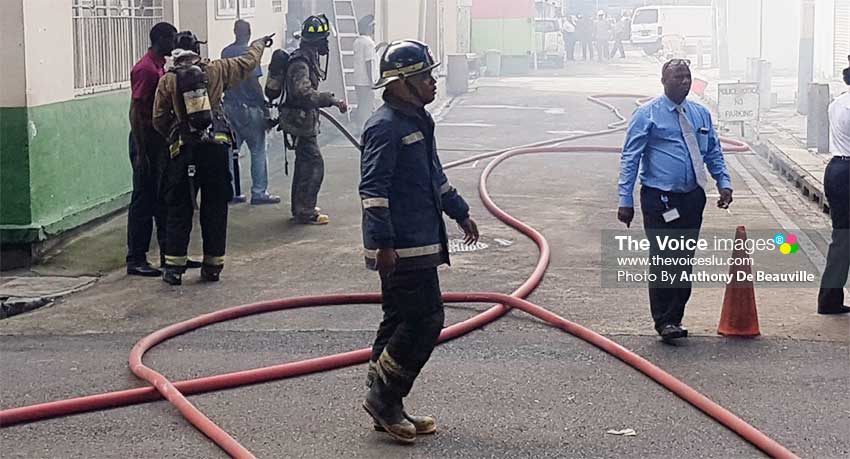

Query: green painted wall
left=1, top=91, right=133, bottom=244
left=28, top=92, right=132, bottom=235
left=471, top=18, right=535, bottom=55
left=0, top=107, right=32, bottom=226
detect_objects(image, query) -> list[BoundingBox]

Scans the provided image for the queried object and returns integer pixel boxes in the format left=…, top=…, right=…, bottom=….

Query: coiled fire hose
left=0, top=96, right=792, bottom=459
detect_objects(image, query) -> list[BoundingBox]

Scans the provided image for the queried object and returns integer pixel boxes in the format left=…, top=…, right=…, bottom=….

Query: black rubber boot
left=363, top=376, right=416, bottom=443
left=162, top=267, right=182, bottom=286
left=200, top=264, right=222, bottom=282
left=374, top=411, right=437, bottom=435
left=367, top=361, right=435, bottom=435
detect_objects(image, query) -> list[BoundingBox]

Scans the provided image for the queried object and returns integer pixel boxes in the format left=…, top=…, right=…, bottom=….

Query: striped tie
left=676, top=105, right=708, bottom=189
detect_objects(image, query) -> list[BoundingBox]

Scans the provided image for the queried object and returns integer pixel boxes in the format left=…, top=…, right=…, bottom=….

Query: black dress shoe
left=817, top=305, right=850, bottom=315
left=659, top=324, right=687, bottom=343
left=127, top=264, right=162, bottom=277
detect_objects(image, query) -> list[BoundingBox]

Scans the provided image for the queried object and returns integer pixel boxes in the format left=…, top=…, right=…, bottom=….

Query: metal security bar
left=72, top=0, right=163, bottom=95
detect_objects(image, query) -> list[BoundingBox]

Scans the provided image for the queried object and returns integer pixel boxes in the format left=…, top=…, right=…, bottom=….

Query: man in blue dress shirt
left=617, top=59, right=734, bottom=343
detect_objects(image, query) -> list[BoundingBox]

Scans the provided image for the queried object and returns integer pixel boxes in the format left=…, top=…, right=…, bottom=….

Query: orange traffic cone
left=718, top=226, right=761, bottom=337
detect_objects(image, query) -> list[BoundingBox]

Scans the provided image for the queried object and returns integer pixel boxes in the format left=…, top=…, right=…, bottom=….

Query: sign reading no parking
left=717, top=82, right=760, bottom=123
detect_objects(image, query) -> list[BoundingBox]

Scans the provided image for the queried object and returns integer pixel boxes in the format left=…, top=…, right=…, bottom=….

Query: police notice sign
left=717, top=82, right=760, bottom=122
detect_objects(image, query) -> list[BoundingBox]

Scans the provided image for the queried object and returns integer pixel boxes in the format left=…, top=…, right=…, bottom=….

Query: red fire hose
left=0, top=96, right=795, bottom=459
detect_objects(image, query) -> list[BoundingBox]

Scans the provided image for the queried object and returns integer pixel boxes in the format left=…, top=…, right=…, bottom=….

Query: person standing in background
left=576, top=14, right=594, bottom=61
left=222, top=20, right=281, bottom=205
left=611, top=12, right=630, bottom=59
left=593, top=11, right=611, bottom=60
left=562, top=15, right=577, bottom=62
left=816, top=58, right=850, bottom=315
left=352, top=15, right=377, bottom=136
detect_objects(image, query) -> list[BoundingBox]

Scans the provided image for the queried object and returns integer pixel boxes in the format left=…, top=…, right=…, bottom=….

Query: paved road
left=2, top=56, right=848, bottom=458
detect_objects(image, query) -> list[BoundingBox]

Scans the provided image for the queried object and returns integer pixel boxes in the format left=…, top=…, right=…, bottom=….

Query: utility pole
left=758, top=0, right=763, bottom=60
left=796, top=0, right=815, bottom=114
left=717, top=0, right=729, bottom=78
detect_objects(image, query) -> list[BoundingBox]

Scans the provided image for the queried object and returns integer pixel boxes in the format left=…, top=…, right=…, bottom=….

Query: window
left=534, top=20, right=559, bottom=34
left=632, top=9, right=659, bottom=25
left=72, top=0, right=163, bottom=95
left=272, top=0, right=283, bottom=13
left=216, top=0, right=256, bottom=19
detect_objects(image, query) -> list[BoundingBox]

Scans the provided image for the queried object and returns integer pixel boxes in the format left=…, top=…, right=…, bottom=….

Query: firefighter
left=359, top=40, right=480, bottom=443
left=275, top=15, right=348, bottom=225
left=153, top=31, right=274, bottom=285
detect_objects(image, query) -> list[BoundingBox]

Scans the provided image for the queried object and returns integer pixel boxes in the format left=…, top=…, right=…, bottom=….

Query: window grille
left=72, top=0, right=164, bottom=95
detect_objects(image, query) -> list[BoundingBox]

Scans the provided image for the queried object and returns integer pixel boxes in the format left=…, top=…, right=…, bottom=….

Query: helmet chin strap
left=402, top=77, right=426, bottom=107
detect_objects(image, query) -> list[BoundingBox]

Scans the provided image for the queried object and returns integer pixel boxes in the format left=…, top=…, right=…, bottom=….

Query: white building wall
left=726, top=0, right=800, bottom=72
left=1, top=0, right=27, bottom=107
left=22, top=0, right=76, bottom=107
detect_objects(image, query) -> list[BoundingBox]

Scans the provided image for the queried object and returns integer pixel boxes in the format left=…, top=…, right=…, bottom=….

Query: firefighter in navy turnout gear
left=153, top=31, right=274, bottom=285
left=266, top=15, right=348, bottom=225
left=359, top=40, right=480, bottom=443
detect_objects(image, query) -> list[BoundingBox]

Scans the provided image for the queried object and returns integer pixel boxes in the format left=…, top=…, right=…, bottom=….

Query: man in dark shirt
left=126, top=22, right=193, bottom=276
left=222, top=19, right=280, bottom=205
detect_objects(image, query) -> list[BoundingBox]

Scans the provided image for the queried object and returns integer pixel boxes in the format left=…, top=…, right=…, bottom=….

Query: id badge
left=662, top=208, right=681, bottom=223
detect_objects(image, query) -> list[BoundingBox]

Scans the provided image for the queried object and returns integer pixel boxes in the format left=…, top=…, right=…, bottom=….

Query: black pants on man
left=161, top=142, right=232, bottom=273
left=563, top=33, right=576, bottom=60
left=818, top=157, right=850, bottom=310
left=581, top=39, right=594, bottom=60
left=291, top=136, right=324, bottom=221
left=641, top=186, right=706, bottom=332
left=370, top=268, right=445, bottom=397
left=611, top=39, right=626, bottom=58
left=126, top=131, right=167, bottom=266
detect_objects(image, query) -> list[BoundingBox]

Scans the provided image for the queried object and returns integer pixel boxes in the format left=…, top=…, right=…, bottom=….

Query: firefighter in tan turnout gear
left=153, top=31, right=274, bottom=285
left=265, top=15, right=348, bottom=225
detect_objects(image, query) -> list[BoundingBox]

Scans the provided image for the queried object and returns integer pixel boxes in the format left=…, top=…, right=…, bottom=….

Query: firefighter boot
left=363, top=376, right=416, bottom=443
left=367, top=363, right=436, bottom=435
left=162, top=267, right=183, bottom=286
left=200, top=263, right=222, bottom=282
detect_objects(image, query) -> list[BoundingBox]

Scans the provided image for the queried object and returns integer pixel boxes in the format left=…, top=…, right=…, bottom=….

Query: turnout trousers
left=818, top=157, right=850, bottom=309
left=161, top=142, right=233, bottom=273
left=369, top=268, right=445, bottom=396
left=291, top=135, right=325, bottom=220
left=641, top=186, right=706, bottom=332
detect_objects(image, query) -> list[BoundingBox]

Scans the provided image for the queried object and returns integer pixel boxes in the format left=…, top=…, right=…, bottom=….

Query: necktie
left=676, top=105, right=708, bottom=189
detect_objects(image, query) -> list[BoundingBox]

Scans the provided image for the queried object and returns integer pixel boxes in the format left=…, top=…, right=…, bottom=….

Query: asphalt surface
left=2, top=55, right=848, bottom=458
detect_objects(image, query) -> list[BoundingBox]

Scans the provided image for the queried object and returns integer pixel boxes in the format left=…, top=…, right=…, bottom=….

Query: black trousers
left=126, top=131, right=167, bottom=266
left=611, top=39, right=626, bottom=58
left=370, top=268, right=445, bottom=397
left=818, top=158, right=850, bottom=309
left=641, top=186, right=706, bottom=331
left=161, top=142, right=232, bottom=271
left=563, top=33, right=576, bottom=60
left=291, top=136, right=324, bottom=220
left=580, top=39, right=594, bottom=60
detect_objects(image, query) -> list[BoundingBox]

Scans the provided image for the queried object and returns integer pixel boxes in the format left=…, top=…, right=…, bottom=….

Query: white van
left=630, top=6, right=712, bottom=55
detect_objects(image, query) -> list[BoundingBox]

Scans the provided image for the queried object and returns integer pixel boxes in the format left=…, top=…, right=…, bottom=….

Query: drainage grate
left=448, top=239, right=489, bottom=254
